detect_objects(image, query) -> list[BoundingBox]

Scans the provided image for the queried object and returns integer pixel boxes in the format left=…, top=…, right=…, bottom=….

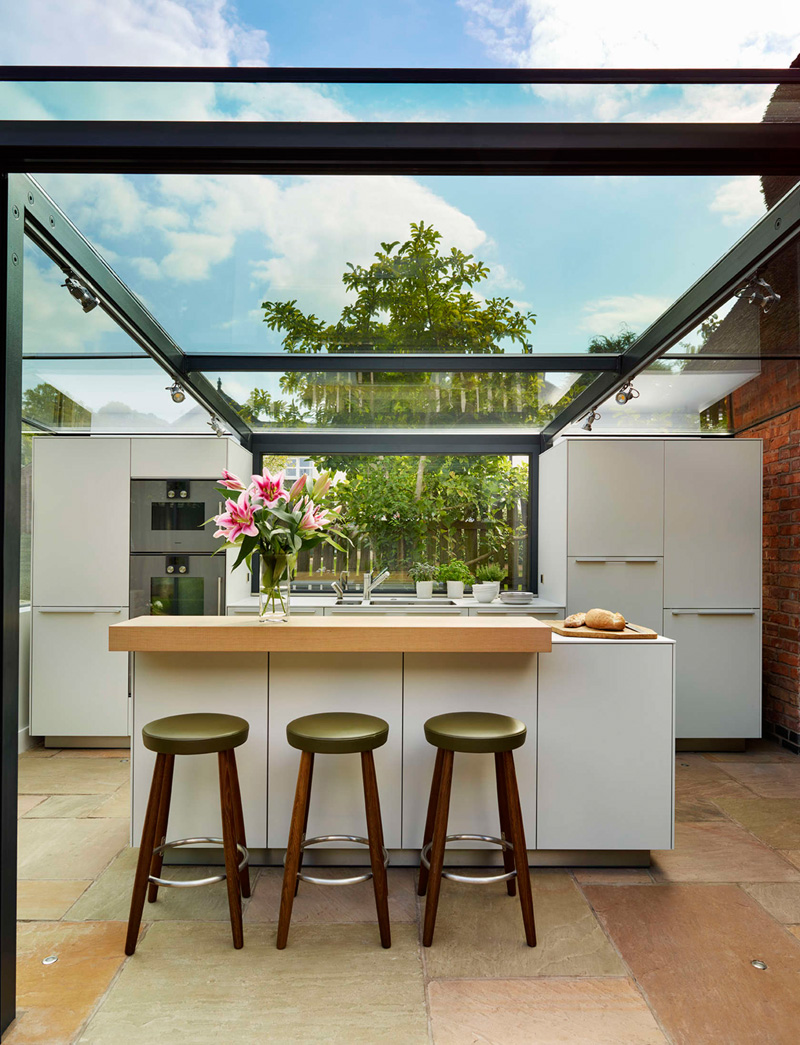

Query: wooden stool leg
left=125, top=753, right=167, bottom=955
left=361, top=751, right=391, bottom=948
left=501, top=750, right=536, bottom=947
left=494, top=752, right=517, bottom=898
left=294, top=752, right=314, bottom=898
left=277, top=750, right=314, bottom=950
left=417, top=748, right=444, bottom=897
left=218, top=751, right=244, bottom=949
left=224, top=750, right=251, bottom=899
left=422, top=749, right=454, bottom=948
left=147, top=754, right=175, bottom=904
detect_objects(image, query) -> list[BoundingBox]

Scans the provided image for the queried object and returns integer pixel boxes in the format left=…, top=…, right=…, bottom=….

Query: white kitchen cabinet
left=664, top=440, right=761, bottom=608
left=132, top=653, right=268, bottom=846
left=469, top=608, right=565, bottom=620
left=537, top=640, right=674, bottom=850
left=567, top=557, right=663, bottom=633
left=402, top=653, right=537, bottom=850
left=32, top=438, right=130, bottom=607
left=268, top=653, right=403, bottom=849
left=567, top=440, right=664, bottom=557
left=665, top=610, right=762, bottom=738
left=328, top=606, right=468, bottom=616
left=30, top=608, right=130, bottom=738
left=131, top=437, right=231, bottom=478
left=227, top=604, right=324, bottom=616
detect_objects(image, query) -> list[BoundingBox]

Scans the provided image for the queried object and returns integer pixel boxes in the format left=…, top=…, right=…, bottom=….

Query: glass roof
left=2, top=80, right=796, bottom=124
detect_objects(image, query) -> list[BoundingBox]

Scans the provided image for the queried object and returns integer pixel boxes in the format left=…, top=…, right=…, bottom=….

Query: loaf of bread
left=585, top=607, right=626, bottom=631
left=563, top=612, right=586, bottom=628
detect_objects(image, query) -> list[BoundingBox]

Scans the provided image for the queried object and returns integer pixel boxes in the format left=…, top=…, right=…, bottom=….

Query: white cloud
left=579, top=294, right=672, bottom=334
left=710, top=177, right=766, bottom=227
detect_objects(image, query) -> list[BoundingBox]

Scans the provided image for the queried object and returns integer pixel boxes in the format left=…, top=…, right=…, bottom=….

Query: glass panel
left=2, top=80, right=796, bottom=124
left=260, top=453, right=529, bottom=592
left=150, top=577, right=205, bottom=615
left=212, top=370, right=593, bottom=430
left=150, top=501, right=207, bottom=532
left=22, top=357, right=220, bottom=434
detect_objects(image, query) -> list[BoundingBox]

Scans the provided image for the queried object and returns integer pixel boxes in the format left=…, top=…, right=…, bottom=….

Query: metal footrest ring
left=421, top=833, right=517, bottom=885
left=286, top=834, right=390, bottom=887
left=148, top=836, right=249, bottom=889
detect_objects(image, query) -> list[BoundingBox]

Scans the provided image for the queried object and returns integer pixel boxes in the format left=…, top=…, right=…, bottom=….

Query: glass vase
left=259, top=552, right=296, bottom=624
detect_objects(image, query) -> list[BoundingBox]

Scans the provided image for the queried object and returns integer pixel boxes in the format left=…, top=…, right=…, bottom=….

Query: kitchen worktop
left=226, top=594, right=565, bottom=614
left=109, top=613, right=553, bottom=653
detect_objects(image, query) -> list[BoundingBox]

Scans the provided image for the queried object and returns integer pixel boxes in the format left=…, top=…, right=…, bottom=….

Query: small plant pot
left=415, top=580, right=434, bottom=599
left=446, top=580, right=465, bottom=599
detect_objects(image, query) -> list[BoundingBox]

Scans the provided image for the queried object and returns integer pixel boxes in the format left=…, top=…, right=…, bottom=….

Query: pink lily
left=219, top=469, right=246, bottom=491
left=298, top=499, right=332, bottom=532
left=249, top=469, right=289, bottom=508
left=288, top=473, right=307, bottom=500
left=213, top=491, right=259, bottom=542
left=312, top=472, right=332, bottom=499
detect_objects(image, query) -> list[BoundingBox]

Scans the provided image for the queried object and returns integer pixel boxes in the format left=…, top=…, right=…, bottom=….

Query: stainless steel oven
left=130, top=479, right=223, bottom=554
left=130, top=554, right=225, bottom=619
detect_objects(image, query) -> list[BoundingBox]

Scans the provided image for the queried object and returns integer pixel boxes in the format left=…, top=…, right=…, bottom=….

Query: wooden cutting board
left=549, top=620, right=658, bottom=639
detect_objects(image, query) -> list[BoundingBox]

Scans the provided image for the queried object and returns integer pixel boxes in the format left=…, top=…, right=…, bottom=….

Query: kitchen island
left=111, top=615, right=675, bottom=866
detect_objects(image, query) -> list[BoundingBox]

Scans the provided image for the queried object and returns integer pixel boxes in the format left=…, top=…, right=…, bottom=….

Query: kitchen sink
left=367, top=597, right=456, bottom=606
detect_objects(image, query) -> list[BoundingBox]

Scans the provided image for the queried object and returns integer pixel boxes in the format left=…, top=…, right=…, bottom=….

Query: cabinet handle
left=37, top=607, right=123, bottom=614
left=574, top=558, right=660, bottom=564
left=217, top=577, right=222, bottom=615
left=669, top=610, right=757, bottom=616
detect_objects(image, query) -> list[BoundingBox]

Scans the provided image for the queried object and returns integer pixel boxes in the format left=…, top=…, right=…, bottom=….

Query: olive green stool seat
left=126, top=714, right=251, bottom=957
left=423, top=711, right=526, bottom=754
left=278, top=713, right=391, bottom=951
left=419, top=711, right=536, bottom=950
left=143, top=712, right=249, bottom=756
left=286, top=712, right=389, bottom=755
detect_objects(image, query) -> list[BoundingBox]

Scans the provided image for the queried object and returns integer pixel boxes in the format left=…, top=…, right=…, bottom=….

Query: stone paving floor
left=6, top=739, right=800, bottom=1044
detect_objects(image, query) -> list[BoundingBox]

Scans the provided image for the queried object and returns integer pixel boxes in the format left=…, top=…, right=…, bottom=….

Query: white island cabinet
left=114, top=616, right=674, bottom=865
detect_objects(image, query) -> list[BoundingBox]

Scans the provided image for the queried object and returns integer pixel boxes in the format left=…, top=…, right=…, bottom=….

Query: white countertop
left=227, top=594, right=565, bottom=613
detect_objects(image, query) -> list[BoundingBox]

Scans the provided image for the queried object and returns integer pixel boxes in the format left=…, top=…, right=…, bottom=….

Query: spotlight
left=614, top=382, right=640, bottom=406
left=61, top=274, right=99, bottom=313
left=736, top=276, right=781, bottom=314
left=208, top=415, right=224, bottom=438
left=166, top=382, right=186, bottom=404
left=581, top=408, right=601, bottom=432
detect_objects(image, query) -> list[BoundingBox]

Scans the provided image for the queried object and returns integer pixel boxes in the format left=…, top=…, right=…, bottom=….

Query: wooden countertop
left=110, top=615, right=552, bottom=654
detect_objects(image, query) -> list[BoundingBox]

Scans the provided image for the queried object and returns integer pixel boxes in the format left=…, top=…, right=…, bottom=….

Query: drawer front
left=567, top=558, right=663, bottom=633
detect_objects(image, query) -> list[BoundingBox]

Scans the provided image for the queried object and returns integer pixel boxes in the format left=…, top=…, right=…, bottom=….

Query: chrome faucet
left=331, top=570, right=349, bottom=601
left=363, top=568, right=390, bottom=600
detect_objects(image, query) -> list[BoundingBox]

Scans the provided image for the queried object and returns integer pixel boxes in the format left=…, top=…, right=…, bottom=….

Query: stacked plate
left=499, top=591, right=535, bottom=605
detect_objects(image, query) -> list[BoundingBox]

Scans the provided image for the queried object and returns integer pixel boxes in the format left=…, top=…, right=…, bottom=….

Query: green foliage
left=437, top=559, right=475, bottom=585
left=408, top=561, right=438, bottom=582
left=22, top=382, right=91, bottom=429
left=475, top=562, right=506, bottom=583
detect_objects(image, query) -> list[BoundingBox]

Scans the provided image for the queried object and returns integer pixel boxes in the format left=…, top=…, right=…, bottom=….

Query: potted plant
left=408, top=561, right=437, bottom=599
left=437, top=559, right=475, bottom=600
left=474, top=562, right=506, bottom=600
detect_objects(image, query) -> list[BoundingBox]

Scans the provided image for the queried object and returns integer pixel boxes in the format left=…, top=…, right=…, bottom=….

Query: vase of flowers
left=212, top=467, right=347, bottom=623
left=436, top=559, right=475, bottom=600
left=408, top=561, right=437, bottom=599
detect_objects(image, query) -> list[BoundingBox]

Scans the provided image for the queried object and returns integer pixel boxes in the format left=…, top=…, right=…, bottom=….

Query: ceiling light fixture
left=61, top=274, right=99, bottom=313
left=736, top=276, right=781, bottom=314
left=581, top=408, right=601, bottom=432
left=615, top=381, right=640, bottom=406
left=208, top=415, right=224, bottom=438
left=166, top=381, right=186, bottom=404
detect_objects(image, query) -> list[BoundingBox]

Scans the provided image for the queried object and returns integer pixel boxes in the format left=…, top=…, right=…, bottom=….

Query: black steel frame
left=3, top=66, right=800, bottom=1034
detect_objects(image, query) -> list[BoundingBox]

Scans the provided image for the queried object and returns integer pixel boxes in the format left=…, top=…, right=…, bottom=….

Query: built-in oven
left=130, top=554, right=226, bottom=619
left=130, top=479, right=223, bottom=554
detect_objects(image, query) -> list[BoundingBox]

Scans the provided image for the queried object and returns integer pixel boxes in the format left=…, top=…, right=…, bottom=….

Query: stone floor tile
left=17, top=819, right=129, bottom=881
left=78, top=922, right=428, bottom=1044
left=246, top=866, right=417, bottom=924
left=88, top=787, right=131, bottom=819
left=704, top=739, right=800, bottom=763
left=711, top=762, right=800, bottom=798
left=4, top=921, right=128, bottom=1045
left=421, top=870, right=624, bottom=980
left=18, top=758, right=129, bottom=795
left=571, top=867, right=654, bottom=885
left=17, top=880, right=92, bottom=921
left=67, top=848, right=255, bottom=923
left=428, top=977, right=666, bottom=1045
left=741, top=882, right=800, bottom=923
left=651, top=822, right=800, bottom=883
left=781, top=850, right=800, bottom=871
left=23, top=795, right=107, bottom=819
left=19, top=747, right=59, bottom=758
left=788, top=925, right=800, bottom=941
left=713, top=798, right=800, bottom=849
left=17, top=795, right=45, bottom=817
left=673, top=754, right=755, bottom=821
left=53, top=748, right=130, bottom=759
left=584, top=883, right=800, bottom=1045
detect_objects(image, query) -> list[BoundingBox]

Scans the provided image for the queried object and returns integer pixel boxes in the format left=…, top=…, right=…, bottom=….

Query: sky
left=3, top=0, right=800, bottom=430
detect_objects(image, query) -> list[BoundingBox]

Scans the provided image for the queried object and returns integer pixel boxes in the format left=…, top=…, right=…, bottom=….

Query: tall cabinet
left=538, top=438, right=762, bottom=739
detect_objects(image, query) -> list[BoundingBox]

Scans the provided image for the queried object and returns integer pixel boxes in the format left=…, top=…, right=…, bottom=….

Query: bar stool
left=125, top=713, right=251, bottom=956
left=277, top=712, right=391, bottom=950
left=418, top=711, right=536, bottom=948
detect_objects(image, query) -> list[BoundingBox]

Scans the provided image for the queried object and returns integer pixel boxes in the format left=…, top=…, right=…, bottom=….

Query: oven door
left=130, top=480, right=225, bottom=554
left=130, top=554, right=226, bottom=618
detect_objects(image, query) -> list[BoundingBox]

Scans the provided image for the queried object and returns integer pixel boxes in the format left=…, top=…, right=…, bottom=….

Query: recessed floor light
left=751, top=959, right=768, bottom=970
left=42, top=955, right=58, bottom=966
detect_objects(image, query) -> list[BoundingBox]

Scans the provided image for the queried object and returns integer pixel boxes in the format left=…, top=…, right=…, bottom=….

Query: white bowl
left=472, top=584, right=496, bottom=604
